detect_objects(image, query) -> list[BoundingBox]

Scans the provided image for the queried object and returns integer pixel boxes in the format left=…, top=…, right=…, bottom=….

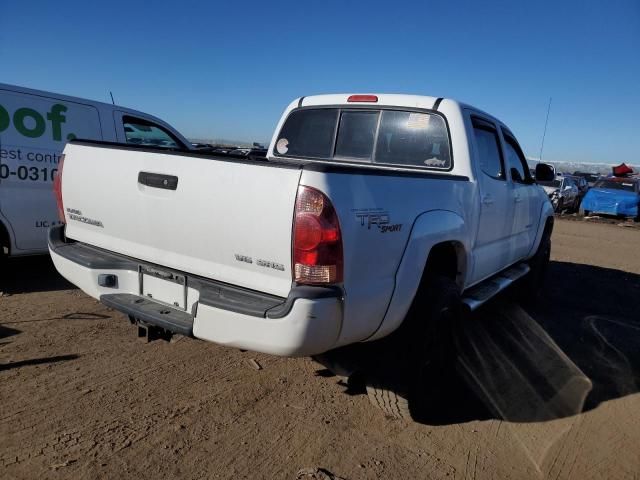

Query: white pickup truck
left=50, top=94, right=555, bottom=418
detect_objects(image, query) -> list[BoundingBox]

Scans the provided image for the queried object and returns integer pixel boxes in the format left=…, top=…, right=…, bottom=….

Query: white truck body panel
left=61, top=143, right=300, bottom=297
left=0, top=83, right=190, bottom=256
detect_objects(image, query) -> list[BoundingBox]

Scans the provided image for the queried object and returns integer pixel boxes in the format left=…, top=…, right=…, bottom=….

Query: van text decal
left=0, top=102, right=77, bottom=142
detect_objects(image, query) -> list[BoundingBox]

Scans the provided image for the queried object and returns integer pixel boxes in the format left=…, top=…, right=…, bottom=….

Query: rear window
left=275, top=109, right=337, bottom=158
left=274, top=108, right=451, bottom=170
left=594, top=179, right=637, bottom=192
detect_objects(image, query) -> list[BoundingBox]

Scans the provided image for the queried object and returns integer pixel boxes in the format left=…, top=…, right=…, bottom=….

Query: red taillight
left=53, top=154, right=65, bottom=223
left=347, top=94, right=378, bottom=103
left=293, top=186, right=343, bottom=284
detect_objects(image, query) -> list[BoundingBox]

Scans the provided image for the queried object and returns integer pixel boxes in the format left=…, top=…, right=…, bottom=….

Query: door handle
left=482, top=194, right=494, bottom=205
left=138, top=171, right=178, bottom=190
left=514, top=193, right=523, bottom=203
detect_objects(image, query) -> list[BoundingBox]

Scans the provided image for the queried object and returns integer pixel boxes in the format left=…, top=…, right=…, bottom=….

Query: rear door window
left=274, top=107, right=451, bottom=170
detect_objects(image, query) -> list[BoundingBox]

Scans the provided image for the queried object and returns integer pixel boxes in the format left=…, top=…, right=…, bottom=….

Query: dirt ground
left=1, top=218, right=639, bottom=480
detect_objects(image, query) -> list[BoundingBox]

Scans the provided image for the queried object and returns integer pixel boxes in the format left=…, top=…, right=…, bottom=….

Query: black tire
left=365, top=276, right=461, bottom=420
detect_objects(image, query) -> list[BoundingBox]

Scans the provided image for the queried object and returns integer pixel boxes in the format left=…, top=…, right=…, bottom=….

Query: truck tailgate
left=61, top=142, right=301, bottom=297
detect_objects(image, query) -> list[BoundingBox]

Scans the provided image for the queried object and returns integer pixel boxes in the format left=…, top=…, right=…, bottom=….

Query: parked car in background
left=565, top=174, right=589, bottom=202
left=538, top=175, right=580, bottom=212
left=573, top=171, right=601, bottom=187
left=580, top=177, right=640, bottom=220
left=0, top=82, right=191, bottom=266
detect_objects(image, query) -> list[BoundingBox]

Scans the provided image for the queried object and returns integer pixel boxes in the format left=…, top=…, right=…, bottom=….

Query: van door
left=0, top=88, right=103, bottom=252
left=469, top=116, right=514, bottom=284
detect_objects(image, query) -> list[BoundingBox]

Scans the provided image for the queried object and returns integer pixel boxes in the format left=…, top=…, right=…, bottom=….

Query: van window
left=122, top=116, right=181, bottom=149
left=274, top=107, right=451, bottom=170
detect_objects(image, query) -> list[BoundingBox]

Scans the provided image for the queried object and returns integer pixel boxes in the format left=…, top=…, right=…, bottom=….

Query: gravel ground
left=1, top=218, right=639, bottom=479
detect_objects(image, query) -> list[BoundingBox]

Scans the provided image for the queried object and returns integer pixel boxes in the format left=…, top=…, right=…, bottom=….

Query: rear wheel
left=365, top=276, right=460, bottom=420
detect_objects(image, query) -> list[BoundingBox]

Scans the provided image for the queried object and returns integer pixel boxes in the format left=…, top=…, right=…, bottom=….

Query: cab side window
left=502, top=130, right=532, bottom=184
left=472, top=117, right=504, bottom=180
left=123, top=116, right=182, bottom=149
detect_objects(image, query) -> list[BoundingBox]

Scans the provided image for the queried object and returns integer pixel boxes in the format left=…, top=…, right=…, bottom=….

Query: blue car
left=580, top=177, right=640, bottom=219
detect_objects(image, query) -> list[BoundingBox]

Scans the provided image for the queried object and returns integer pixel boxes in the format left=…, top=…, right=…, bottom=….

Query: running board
left=462, top=263, right=530, bottom=311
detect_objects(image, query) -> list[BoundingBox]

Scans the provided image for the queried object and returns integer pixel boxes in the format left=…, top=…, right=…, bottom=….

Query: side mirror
left=535, top=163, right=555, bottom=182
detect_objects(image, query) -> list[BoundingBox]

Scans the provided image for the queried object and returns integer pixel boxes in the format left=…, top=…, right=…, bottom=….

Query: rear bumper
left=48, top=226, right=343, bottom=356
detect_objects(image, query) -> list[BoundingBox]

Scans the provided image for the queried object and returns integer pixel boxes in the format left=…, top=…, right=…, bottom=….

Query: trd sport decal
left=352, top=208, right=402, bottom=233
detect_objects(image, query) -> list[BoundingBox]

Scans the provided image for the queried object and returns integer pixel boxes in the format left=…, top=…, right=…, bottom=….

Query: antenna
left=539, top=97, right=552, bottom=162
left=109, top=91, right=115, bottom=105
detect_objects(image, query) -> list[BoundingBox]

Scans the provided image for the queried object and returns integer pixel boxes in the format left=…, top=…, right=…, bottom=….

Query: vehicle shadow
left=1, top=255, right=73, bottom=294
left=0, top=324, right=21, bottom=339
left=4, top=311, right=112, bottom=326
left=530, top=261, right=640, bottom=413
left=324, top=261, right=640, bottom=425
left=0, top=354, right=79, bottom=372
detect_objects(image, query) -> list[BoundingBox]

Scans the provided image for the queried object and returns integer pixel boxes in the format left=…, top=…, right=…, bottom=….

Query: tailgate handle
left=138, top=172, right=178, bottom=190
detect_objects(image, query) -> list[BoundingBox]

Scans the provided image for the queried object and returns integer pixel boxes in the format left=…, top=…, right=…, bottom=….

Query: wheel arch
left=366, top=209, right=470, bottom=341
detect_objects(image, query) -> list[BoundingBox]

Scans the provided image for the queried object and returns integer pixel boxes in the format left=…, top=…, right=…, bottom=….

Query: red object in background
left=612, top=163, right=633, bottom=177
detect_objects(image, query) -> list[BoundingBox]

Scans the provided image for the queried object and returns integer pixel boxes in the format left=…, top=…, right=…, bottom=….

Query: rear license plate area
left=139, top=266, right=187, bottom=310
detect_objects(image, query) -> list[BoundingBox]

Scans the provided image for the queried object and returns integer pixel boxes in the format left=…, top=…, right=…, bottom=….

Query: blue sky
left=1, top=0, right=638, bottom=164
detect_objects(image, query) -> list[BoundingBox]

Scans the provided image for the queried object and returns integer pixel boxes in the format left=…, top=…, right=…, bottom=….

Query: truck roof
left=297, top=93, right=503, bottom=125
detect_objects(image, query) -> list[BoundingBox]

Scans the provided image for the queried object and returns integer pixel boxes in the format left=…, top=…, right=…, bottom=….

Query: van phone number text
left=0, top=165, right=58, bottom=182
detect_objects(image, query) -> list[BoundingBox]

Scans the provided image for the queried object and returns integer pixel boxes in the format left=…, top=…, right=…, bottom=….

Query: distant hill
left=527, top=159, right=637, bottom=175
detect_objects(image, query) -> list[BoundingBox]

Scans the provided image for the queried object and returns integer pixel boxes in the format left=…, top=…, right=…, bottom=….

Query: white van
left=0, top=83, right=191, bottom=261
